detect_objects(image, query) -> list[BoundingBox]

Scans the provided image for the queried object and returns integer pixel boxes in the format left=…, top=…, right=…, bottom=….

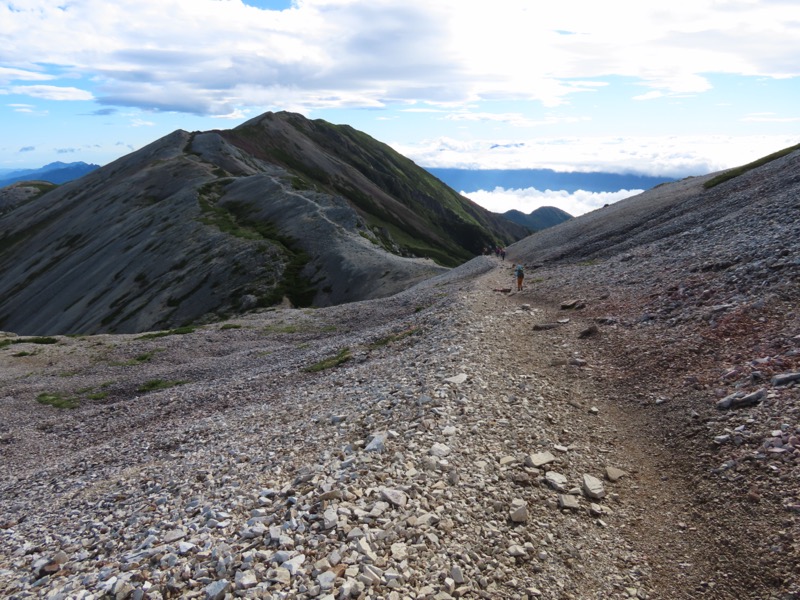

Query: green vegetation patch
left=136, top=326, right=196, bottom=340
left=368, top=327, right=420, bottom=350
left=36, top=392, right=78, bottom=409
left=137, top=379, right=188, bottom=393
left=304, top=348, right=352, bottom=373
left=198, top=189, right=317, bottom=307
left=0, top=336, right=59, bottom=349
left=264, top=323, right=303, bottom=334
left=110, top=350, right=162, bottom=366
left=704, top=143, right=800, bottom=189
left=220, top=323, right=243, bottom=330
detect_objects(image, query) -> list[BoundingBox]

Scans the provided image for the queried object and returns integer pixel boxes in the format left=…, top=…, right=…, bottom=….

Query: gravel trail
left=0, top=254, right=797, bottom=600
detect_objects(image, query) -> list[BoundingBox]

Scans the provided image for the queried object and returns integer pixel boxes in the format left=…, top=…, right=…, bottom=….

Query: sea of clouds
left=462, top=186, right=642, bottom=217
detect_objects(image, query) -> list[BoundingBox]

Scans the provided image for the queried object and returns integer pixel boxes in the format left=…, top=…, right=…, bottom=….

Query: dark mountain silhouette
left=0, top=112, right=527, bottom=335
left=501, top=206, right=573, bottom=231
left=0, top=161, right=99, bottom=187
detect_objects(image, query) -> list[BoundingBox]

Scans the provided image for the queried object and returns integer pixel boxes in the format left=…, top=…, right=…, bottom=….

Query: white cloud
left=391, top=134, right=800, bottom=177
left=1, top=0, right=798, bottom=114
left=7, top=85, right=94, bottom=101
left=741, top=112, right=800, bottom=123
left=464, top=186, right=641, bottom=217
left=0, top=67, right=52, bottom=84
left=444, top=112, right=587, bottom=128
left=633, top=91, right=665, bottom=101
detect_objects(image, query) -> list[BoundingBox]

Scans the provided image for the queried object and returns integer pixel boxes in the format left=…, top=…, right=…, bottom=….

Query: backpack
left=515, top=265, right=524, bottom=276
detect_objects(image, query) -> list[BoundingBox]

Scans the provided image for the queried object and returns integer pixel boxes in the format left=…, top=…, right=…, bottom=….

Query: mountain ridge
left=0, top=112, right=526, bottom=335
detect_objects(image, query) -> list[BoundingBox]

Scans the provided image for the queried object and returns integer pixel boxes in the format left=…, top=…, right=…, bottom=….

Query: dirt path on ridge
left=468, top=259, right=776, bottom=600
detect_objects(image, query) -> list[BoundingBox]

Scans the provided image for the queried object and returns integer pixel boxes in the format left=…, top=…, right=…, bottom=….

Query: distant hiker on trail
left=500, top=248, right=506, bottom=261
left=514, top=263, right=524, bottom=291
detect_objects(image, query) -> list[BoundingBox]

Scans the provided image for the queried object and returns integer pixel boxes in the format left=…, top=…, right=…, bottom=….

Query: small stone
left=558, top=495, right=580, bottom=510
left=163, top=528, right=186, bottom=543
left=178, top=542, right=196, bottom=555
left=431, top=443, right=451, bottom=457
left=526, top=451, right=556, bottom=468
left=281, top=554, right=306, bottom=575
left=445, top=373, right=468, bottom=384
left=716, top=388, right=764, bottom=410
left=772, top=372, right=800, bottom=386
left=391, top=543, right=408, bottom=561
left=365, top=432, right=388, bottom=452
left=318, top=570, right=337, bottom=591
left=588, top=503, right=606, bottom=516
left=605, top=466, right=627, bottom=482
left=318, top=489, right=343, bottom=502
left=509, top=499, right=528, bottom=523
left=235, top=570, right=258, bottom=590
left=451, top=566, right=465, bottom=584
left=545, top=471, right=568, bottom=492
left=323, top=507, right=338, bottom=529
left=582, top=474, right=606, bottom=499
left=204, top=579, right=230, bottom=600
left=561, top=299, right=585, bottom=310
left=357, top=538, right=378, bottom=562
left=381, top=487, right=408, bottom=507
left=268, top=567, right=291, bottom=585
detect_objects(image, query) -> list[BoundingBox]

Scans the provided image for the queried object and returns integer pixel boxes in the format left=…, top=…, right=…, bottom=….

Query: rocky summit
left=0, top=147, right=798, bottom=600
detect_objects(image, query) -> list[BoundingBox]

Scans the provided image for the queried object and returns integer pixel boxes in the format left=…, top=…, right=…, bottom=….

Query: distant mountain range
left=0, top=161, right=99, bottom=187
left=502, top=206, right=573, bottom=231
left=425, top=168, right=675, bottom=194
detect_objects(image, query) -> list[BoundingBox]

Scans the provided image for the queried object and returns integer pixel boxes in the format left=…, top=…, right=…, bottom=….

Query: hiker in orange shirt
left=514, top=263, right=524, bottom=291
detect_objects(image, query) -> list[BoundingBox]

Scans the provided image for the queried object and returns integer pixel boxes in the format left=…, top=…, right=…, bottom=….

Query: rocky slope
left=0, top=147, right=797, bottom=600
left=1, top=252, right=797, bottom=600
left=0, top=113, right=525, bottom=336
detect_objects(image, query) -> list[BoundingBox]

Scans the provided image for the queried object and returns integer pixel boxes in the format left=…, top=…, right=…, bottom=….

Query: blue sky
left=1, top=0, right=799, bottom=215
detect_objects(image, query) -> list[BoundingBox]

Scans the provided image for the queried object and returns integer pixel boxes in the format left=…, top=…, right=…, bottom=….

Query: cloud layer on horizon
left=463, top=186, right=641, bottom=218
left=392, top=133, right=799, bottom=178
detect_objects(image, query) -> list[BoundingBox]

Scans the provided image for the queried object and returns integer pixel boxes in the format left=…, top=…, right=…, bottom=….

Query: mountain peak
left=0, top=112, right=526, bottom=335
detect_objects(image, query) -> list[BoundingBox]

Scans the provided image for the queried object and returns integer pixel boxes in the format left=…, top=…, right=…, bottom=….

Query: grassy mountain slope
left=220, top=112, right=527, bottom=266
